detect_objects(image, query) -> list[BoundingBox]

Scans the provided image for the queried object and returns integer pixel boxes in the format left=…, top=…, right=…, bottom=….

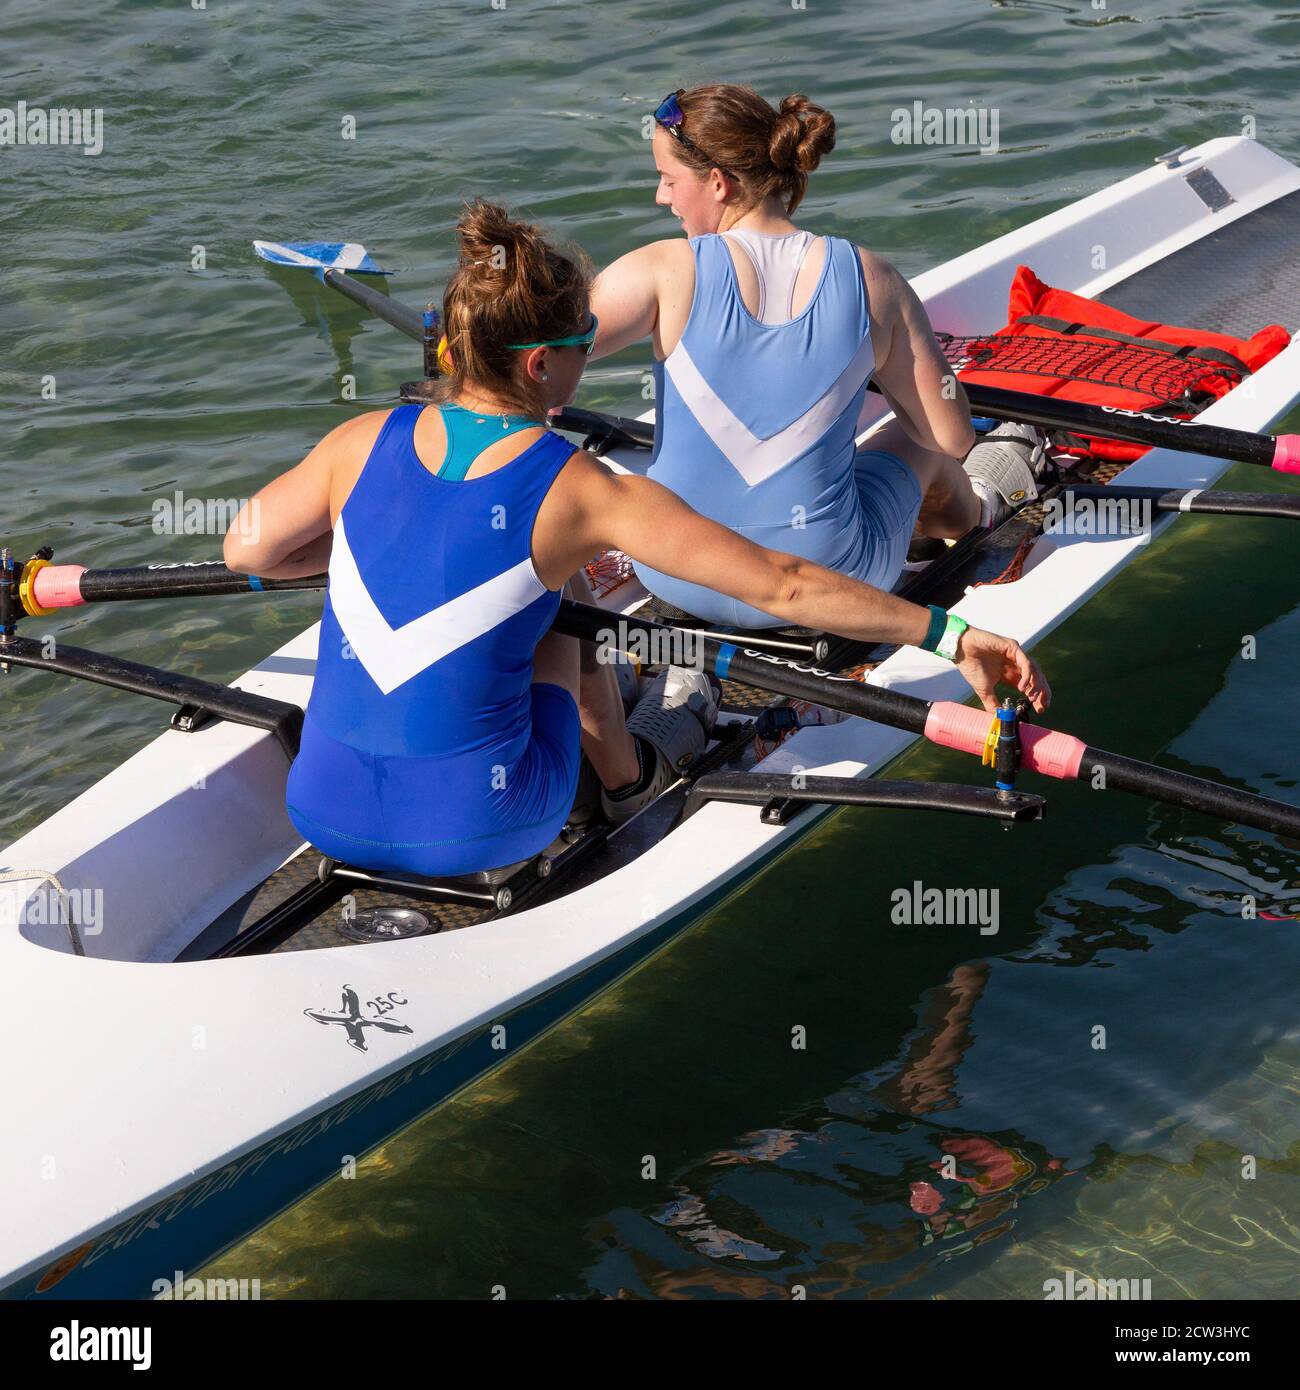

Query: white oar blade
left=251, top=239, right=390, bottom=275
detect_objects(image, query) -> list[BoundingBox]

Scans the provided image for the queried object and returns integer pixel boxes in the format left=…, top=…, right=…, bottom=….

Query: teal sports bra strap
left=436, top=402, right=539, bottom=481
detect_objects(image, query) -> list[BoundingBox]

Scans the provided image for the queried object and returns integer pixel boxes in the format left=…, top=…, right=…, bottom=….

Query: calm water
left=4, top=0, right=1300, bottom=1299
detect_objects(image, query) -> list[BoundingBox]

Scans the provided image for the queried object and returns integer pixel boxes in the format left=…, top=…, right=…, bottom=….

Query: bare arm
left=863, top=251, right=976, bottom=459
left=599, top=474, right=933, bottom=647
left=538, top=452, right=1049, bottom=713
left=588, top=245, right=662, bottom=360
left=222, top=413, right=381, bottom=578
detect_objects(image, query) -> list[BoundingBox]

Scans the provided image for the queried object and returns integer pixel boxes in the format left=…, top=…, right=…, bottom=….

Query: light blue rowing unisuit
left=287, top=403, right=581, bottom=877
left=635, top=229, right=922, bottom=627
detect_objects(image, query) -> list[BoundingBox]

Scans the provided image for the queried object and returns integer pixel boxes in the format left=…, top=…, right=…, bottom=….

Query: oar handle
left=24, top=560, right=325, bottom=613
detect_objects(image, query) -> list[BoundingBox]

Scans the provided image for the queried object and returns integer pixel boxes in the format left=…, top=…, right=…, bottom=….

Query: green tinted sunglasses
left=507, top=315, right=599, bottom=354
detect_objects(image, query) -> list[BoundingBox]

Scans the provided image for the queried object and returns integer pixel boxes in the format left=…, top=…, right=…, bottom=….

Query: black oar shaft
left=322, top=268, right=424, bottom=341
left=20, top=560, right=326, bottom=612
left=960, top=381, right=1278, bottom=468
left=1081, top=748, right=1300, bottom=840
left=74, top=563, right=325, bottom=602
left=1064, top=484, right=1300, bottom=521
left=552, top=599, right=932, bottom=734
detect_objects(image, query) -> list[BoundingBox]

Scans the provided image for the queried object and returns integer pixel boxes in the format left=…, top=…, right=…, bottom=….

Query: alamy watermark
left=1044, top=1270, right=1151, bottom=1300
left=2, top=885, right=103, bottom=937
left=153, top=1269, right=262, bottom=1300
left=890, top=880, right=1000, bottom=935
left=153, top=491, right=258, bottom=538
left=890, top=102, right=999, bottom=155
left=594, top=621, right=705, bottom=672
left=1, top=101, right=103, bottom=156
left=1043, top=491, right=1154, bottom=541
left=50, top=1322, right=150, bottom=1368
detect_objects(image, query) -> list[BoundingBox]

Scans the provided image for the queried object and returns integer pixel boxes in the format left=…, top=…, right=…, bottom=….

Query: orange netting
left=584, top=549, right=635, bottom=598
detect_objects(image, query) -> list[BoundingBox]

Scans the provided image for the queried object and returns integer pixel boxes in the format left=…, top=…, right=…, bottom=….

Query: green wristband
left=920, top=604, right=947, bottom=652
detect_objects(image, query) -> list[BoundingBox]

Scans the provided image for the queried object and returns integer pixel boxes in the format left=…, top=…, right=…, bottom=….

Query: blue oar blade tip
left=251, top=239, right=390, bottom=275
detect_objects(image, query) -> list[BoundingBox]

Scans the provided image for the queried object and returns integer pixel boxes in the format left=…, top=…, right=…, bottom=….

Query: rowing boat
left=4, top=134, right=1300, bottom=1299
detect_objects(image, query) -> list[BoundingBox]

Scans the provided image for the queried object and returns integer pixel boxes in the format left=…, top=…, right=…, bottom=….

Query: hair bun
left=457, top=198, right=531, bottom=277
left=770, top=93, right=836, bottom=174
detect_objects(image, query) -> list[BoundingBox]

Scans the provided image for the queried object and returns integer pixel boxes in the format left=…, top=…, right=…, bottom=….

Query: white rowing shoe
left=3, top=135, right=1300, bottom=1300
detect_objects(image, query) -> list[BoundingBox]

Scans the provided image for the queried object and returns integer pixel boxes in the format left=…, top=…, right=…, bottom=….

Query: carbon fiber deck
left=1097, top=188, right=1300, bottom=333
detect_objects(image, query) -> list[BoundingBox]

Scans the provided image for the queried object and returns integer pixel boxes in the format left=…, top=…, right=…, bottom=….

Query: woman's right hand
left=953, top=626, right=1051, bottom=715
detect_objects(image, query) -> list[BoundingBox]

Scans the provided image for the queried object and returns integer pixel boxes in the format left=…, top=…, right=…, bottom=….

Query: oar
left=254, top=239, right=1300, bottom=474
left=1061, top=484, right=1300, bottom=522
left=934, top=380, right=1300, bottom=474
left=6, top=558, right=818, bottom=663
left=9, top=554, right=1298, bottom=838
left=252, top=241, right=658, bottom=448
left=15, top=558, right=325, bottom=611
left=551, top=599, right=1300, bottom=841
left=253, top=240, right=418, bottom=335
left=253, top=239, right=439, bottom=375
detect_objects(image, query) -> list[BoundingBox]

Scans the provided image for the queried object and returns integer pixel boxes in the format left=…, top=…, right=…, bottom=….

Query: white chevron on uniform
left=327, top=517, right=546, bottom=694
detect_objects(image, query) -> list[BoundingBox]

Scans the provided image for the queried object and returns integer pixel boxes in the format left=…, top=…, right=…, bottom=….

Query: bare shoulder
left=635, top=236, right=694, bottom=264
left=598, top=237, right=691, bottom=283
left=334, top=408, right=395, bottom=448
left=532, top=445, right=620, bottom=580
left=650, top=237, right=695, bottom=276
left=550, top=443, right=614, bottom=495
left=548, top=446, right=644, bottom=528
left=302, top=408, right=393, bottom=464
left=856, top=247, right=907, bottom=300
left=302, top=411, right=396, bottom=510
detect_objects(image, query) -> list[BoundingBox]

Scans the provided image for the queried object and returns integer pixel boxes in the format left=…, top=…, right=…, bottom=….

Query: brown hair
left=668, top=85, right=836, bottom=214
left=438, top=199, right=592, bottom=416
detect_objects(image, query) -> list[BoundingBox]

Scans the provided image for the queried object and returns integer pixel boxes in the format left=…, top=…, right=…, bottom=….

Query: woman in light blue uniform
left=591, top=85, right=999, bottom=628
left=636, top=225, right=916, bottom=626
left=226, top=201, right=1047, bottom=879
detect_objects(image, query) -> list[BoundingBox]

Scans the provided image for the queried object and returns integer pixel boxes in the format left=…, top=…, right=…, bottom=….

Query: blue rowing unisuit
left=634, top=229, right=922, bottom=627
left=287, top=403, right=581, bottom=876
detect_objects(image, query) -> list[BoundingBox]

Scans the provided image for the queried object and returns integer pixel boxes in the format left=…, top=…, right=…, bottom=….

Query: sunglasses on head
left=653, top=91, right=731, bottom=176
left=507, top=314, right=599, bottom=356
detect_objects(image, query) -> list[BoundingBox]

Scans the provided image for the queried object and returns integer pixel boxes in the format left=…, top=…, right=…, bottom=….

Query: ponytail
left=439, top=199, right=591, bottom=414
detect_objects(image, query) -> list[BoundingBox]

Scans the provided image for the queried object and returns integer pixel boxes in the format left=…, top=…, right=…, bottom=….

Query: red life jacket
left=958, top=265, right=1292, bottom=461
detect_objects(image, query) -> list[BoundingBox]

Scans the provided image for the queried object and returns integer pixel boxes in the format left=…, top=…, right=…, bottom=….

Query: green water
left=4, top=0, right=1300, bottom=1299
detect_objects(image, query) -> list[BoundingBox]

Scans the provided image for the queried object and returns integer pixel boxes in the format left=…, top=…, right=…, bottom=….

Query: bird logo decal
left=304, top=985, right=414, bottom=1052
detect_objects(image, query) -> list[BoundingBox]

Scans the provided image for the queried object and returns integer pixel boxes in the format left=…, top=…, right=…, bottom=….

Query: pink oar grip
left=1272, top=434, right=1300, bottom=475
left=31, top=564, right=88, bottom=609
left=923, top=700, right=1088, bottom=781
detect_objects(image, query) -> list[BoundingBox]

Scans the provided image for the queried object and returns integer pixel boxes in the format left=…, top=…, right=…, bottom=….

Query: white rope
left=0, top=867, right=84, bottom=956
